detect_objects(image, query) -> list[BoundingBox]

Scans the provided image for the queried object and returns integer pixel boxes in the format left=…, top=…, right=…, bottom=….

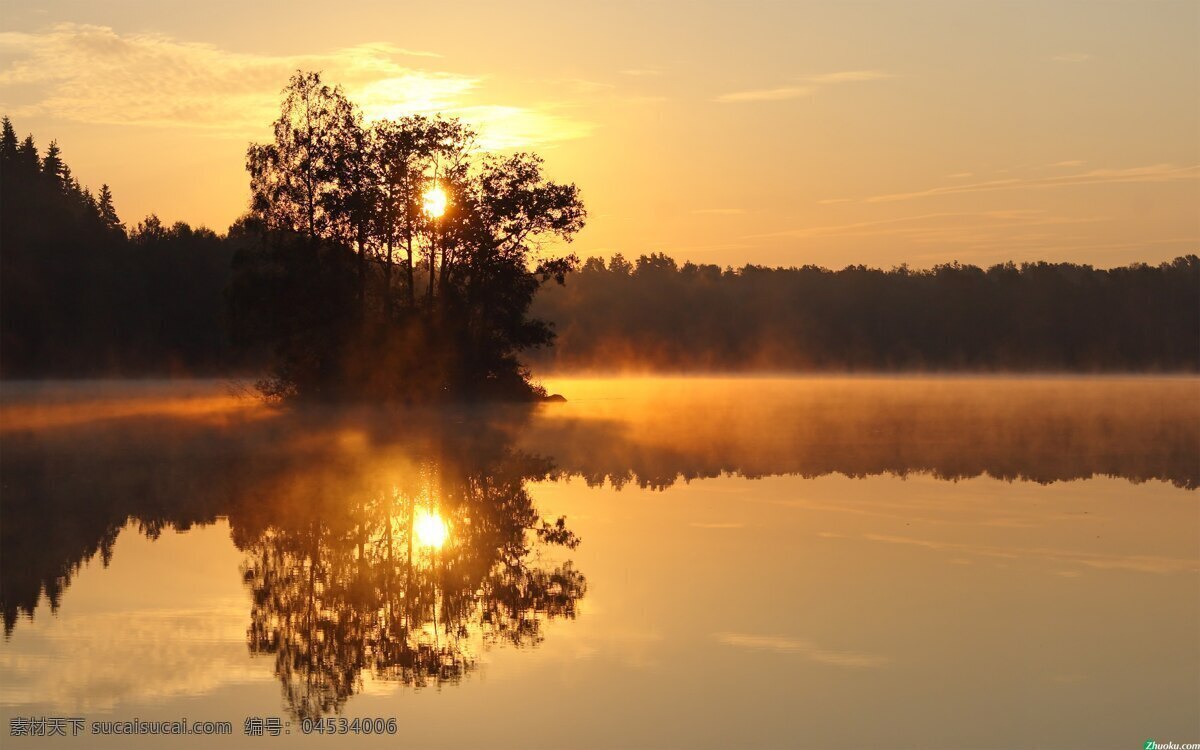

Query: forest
left=532, top=252, right=1200, bottom=371
left=2, top=111, right=1197, bottom=382
left=0, top=116, right=246, bottom=376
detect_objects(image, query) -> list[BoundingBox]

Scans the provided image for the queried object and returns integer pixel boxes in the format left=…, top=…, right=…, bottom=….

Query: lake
left=1, top=377, right=1197, bottom=749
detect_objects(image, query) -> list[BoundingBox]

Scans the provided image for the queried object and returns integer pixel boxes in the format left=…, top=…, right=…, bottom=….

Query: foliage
left=231, top=72, right=586, bottom=402
left=533, top=252, right=1200, bottom=371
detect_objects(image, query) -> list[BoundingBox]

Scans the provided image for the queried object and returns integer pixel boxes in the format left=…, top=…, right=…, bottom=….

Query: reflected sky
left=1, top=377, right=1197, bottom=748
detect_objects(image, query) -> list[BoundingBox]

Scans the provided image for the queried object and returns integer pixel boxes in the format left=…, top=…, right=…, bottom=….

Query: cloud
left=752, top=209, right=1105, bottom=241
left=558, top=78, right=617, bottom=94
left=1052, top=52, right=1092, bottom=63
left=1048, top=160, right=1085, bottom=168
left=714, top=632, right=889, bottom=668
left=447, top=105, right=596, bottom=150
left=746, top=208, right=1173, bottom=259
left=0, top=23, right=591, bottom=149
left=715, top=86, right=813, bottom=103
left=805, top=70, right=894, bottom=84
left=656, top=241, right=753, bottom=255
left=716, top=69, right=893, bottom=103
left=862, top=164, right=1200, bottom=203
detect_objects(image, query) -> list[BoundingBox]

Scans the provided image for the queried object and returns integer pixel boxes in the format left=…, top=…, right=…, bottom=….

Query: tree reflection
left=233, top=445, right=585, bottom=719
left=4, top=377, right=1195, bottom=645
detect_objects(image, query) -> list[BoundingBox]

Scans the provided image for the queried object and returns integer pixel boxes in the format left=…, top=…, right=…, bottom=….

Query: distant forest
left=2, top=116, right=1197, bottom=377
left=532, top=252, right=1200, bottom=371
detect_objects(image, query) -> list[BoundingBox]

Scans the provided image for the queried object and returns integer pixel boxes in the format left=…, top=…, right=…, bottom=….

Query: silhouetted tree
left=232, top=72, right=586, bottom=402
left=0, top=117, right=17, bottom=161
left=14, top=134, right=39, bottom=175
left=96, top=184, right=124, bottom=236
left=40, top=141, right=64, bottom=190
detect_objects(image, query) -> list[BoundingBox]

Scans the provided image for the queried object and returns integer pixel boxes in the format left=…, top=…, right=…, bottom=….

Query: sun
left=414, top=509, right=449, bottom=549
left=422, top=184, right=448, bottom=218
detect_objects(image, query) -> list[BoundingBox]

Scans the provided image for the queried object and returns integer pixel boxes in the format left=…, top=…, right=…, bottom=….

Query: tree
left=14, top=134, right=39, bottom=177
left=233, top=71, right=586, bottom=402
left=41, top=141, right=65, bottom=190
left=97, top=184, right=125, bottom=236
left=0, top=117, right=17, bottom=162
left=246, top=71, right=358, bottom=242
left=373, top=116, right=475, bottom=308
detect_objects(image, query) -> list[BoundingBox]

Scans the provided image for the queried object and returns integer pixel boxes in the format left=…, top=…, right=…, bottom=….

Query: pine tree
left=15, top=134, right=39, bottom=176
left=0, top=117, right=17, bottom=163
left=96, top=184, right=125, bottom=235
left=42, top=141, right=65, bottom=189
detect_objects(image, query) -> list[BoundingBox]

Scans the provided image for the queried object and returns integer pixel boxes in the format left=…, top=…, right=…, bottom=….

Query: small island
left=230, top=72, right=586, bottom=403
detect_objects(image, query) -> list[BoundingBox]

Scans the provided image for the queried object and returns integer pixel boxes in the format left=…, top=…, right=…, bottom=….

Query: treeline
left=0, top=117, right=249, bottom=377
left=532, top=253, right=1200, bottom=371
left=2, top=115, right=1196, bottom=377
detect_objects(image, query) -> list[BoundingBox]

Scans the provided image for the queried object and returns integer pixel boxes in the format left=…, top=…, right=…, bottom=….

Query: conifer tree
left=41, top=141, right=65, bottom=188
left=15, top=135, right=39, bottom=176
left=96, top=184, right=125, bottom=236
left=0, top=117, right=17, bottom=162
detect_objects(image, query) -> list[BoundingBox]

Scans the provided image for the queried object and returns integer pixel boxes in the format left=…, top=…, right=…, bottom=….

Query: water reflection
left=527, top=377, right=1200, bottom=488
left=233, top=448, right=584, bottom=719
left=0, top=406, right=587, bottom=718
left=1, top=377, right=1196, bottom=726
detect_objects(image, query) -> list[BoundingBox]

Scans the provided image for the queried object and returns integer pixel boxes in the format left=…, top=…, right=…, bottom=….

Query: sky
left=1, top=0, right=1197, bottom=269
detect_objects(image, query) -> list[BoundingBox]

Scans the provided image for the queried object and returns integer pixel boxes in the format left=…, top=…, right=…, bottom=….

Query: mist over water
left=1, top=376, right=1197, bottom=748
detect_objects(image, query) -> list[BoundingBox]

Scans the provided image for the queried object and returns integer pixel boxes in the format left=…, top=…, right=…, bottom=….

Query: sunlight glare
left=414, top=509, right=449, bottom=549
left=423, top=185, right=448, bottom=218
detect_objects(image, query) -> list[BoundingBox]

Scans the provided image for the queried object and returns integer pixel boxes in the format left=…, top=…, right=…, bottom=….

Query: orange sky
left=1, top=0, right=1197, bottom=268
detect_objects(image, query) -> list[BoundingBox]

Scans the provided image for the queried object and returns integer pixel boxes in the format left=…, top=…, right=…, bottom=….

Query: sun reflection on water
left=414, top=509, right=449, bottom=549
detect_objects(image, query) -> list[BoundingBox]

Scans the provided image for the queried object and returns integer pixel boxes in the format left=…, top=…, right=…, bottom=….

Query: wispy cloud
left=716, top=69, right=893, bottom=103
left=437, top=105, right=594, bottom=150
left=715, top=86, right=813, bottom=103
left=752, top=209, right=1105, bottom=241
left=620, top=67, right=663, bottom=77
left=0, top=23, right=592, bottom=149
left=746, top=208, right=1153, bottom=259
left=1052, top=52, right=1093, bottom=63
left=656, top=241, right=753, bottom=255
left=806, top=70, right=894, bottom=84
left=863, top=164, right=1200, bottom=203
left=714, top=632, right=889, bottom=668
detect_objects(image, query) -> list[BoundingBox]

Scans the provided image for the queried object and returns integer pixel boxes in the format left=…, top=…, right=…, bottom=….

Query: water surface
left=2, top=377, right=1197, bottom=749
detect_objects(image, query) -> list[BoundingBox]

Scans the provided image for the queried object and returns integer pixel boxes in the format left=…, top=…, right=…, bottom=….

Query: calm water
left=1, top=377, right=1197, bottom=749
